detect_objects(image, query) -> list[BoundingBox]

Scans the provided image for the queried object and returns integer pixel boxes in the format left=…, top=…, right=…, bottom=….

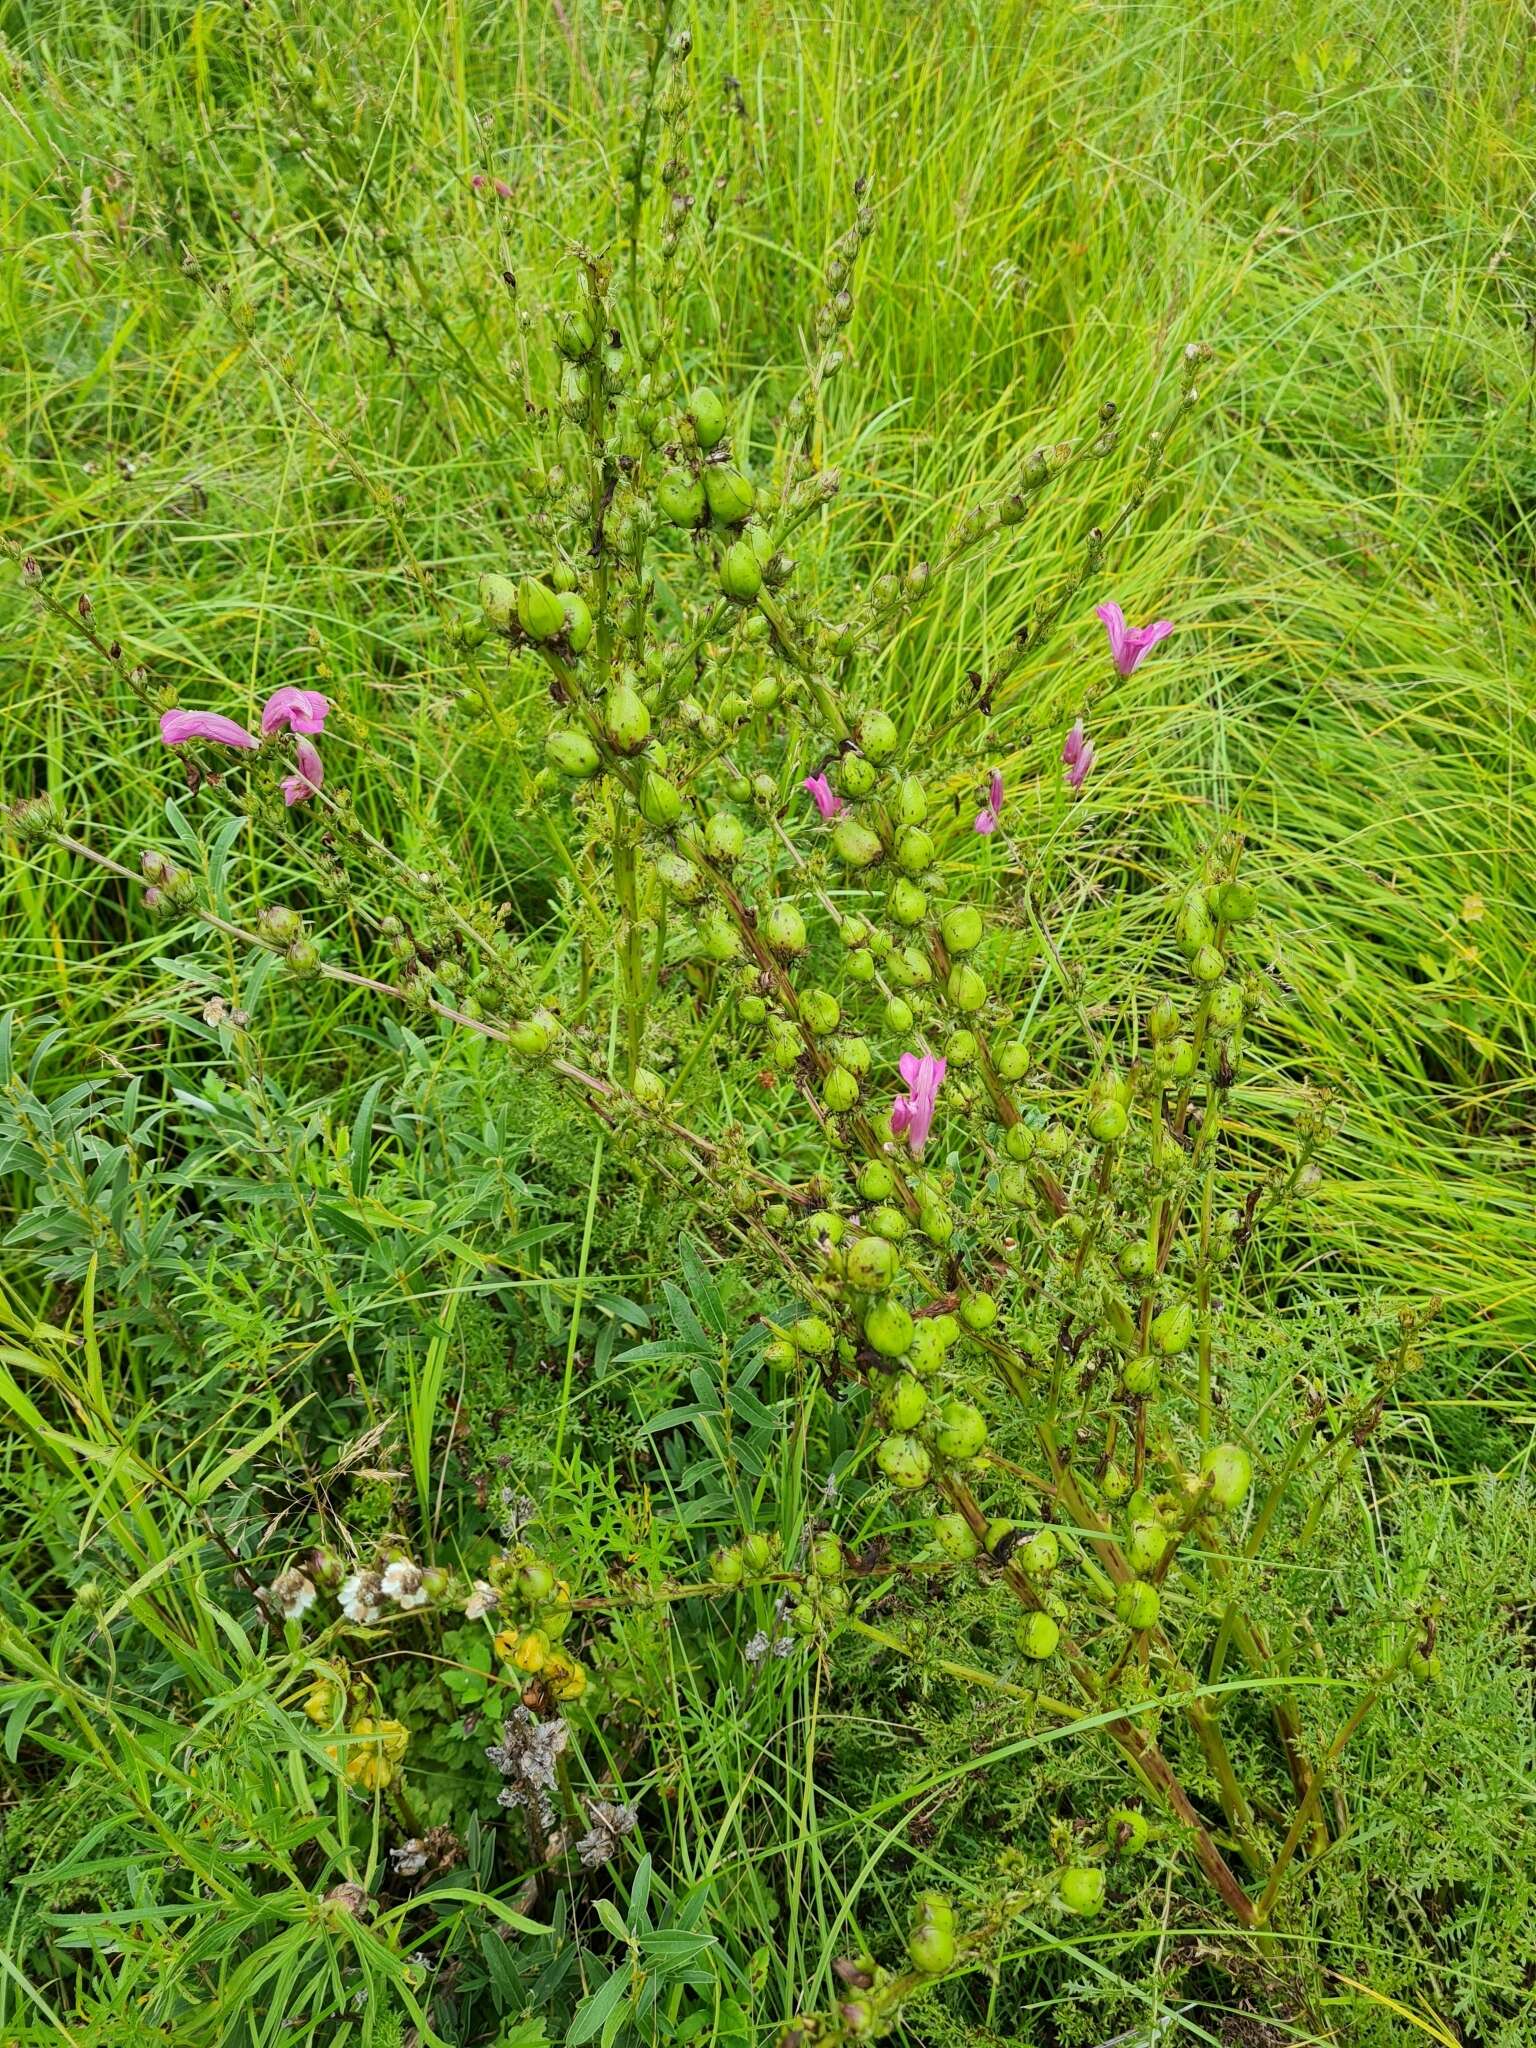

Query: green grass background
left=2, top=1, right=1535, bottom=2040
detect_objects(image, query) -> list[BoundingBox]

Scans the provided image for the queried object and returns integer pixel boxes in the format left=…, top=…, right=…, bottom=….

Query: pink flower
left=260, top=687, right=330, bottom=737
left=803, top=773, right=844, bottom=820
left=281, top=734, right=324, bottom=808
left=889, top=1051, right=946, bottom=1158
left=1095, top=601, right=1173, bottom=677
left=493, top=179, right=512, bottom=201
left=471, top=173, right=488, bottom=191
left=1062, top=720, right=1096, bottom=791
left=159, top=708, right=259, bottom=751
left=973, top=767, right=1004, bottom=835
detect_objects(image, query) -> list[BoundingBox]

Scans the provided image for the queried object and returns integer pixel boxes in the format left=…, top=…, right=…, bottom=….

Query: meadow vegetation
left=2, top=3, right=1534, bottom=2044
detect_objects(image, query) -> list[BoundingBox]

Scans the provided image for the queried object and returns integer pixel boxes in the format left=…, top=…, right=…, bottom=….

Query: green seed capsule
left=710, top=1544, right=744, bottom=1586
left=823, top=1064, right=860, bottom=1112
left=996, top=1041, right=1029, bottom=1082
left=895, top=826, right=934, bottom=875
left=507, top=1013, right=556, bottom=1056
left=1116, top=1579, right=1161, bottom=1630
left=845, top=1235, right=899, bottom=1292
left=1148, top=995, right=1180, bottom=1042
left=697, top=910, right=740, bottom=962
left=741, top=1531, right=774, bottom=1573
left=1127, top=1520, right=1170, bottom=1574
left=792, top=1315, right=835, bottom=1356
left=762, top=901, right=808, bottom=955
left=883, top=996, right=915, bottom=1035
left=657, top=468, right=706, bottom=527
left=941, top=904, right=984, bottom=954
left=837, top=753, right=877, bottom=798
left=931, top=1511, right=980, bottom=1560
left=1020, top=1529, right=1059, bottom=1574
left=919, top=1203, right=954, bottom=1244
left=869, top=1204, right=908, bottom=1241
left=1150, top=1302, right=1194, bottom=1355
left=860, top=710, right=899, bottom=760
left=479, top=572, right=518, bottom=628
left=858, top=1160, right=895, bottom=1202
left=559, top=591, right=593, bottom=652
left=877, top=1433, right=931, bottom=1489
left=1207, top=982, right=1244, bottom=1032
left=863, top=1299, right=916, bottom=1358
left=720, top=540, right=763, bottom=603
left=945, top=1029, right=977, bottom=1065
left=906, top=1321, right=948, bottom=1376
left=934, top=1398, right=987, bottom=1460
left=638, top=770, right=683, bottom=829
left=1015, top=1611, right=1060, bottom=1660
left=889, top=878, right=927, bottom=925
left=998, top=1162, right=1033, bottom=1205
left=545, top=728, right=601, bottom=779
left=1003, top=1122, right=1036, bottom=1161
left=1122, top=1356, right=1159, bottom=1397
left=832, top=818, right=884, bottom=869
left=517, top=576, right=566, bottom=642
left=1190, top=943, right=1226, bottom=984
left=960, top=1291, right=997, bottom=1331
left=1057, top=1866, right=1106, bottom=1916
left=799, top=989, right=841, bottom=1035
left=1200, top=1443, right=1253, bottom=1510
left=894, top=776, right=928, bottom=827
left=1209, top=879, right=1257, bottom=923
left=1088, top=1099, right=1128, bottom=1143
left=946, top=964, right=988, bottom=1013
left=704, top=811, right=745, bottom=862
left=883, top=1370, right=928, bottom=1430
left=604, top=682, right=652, bottom=752
left=555, top=306, right=596, bottom=358
left=906, top=1917, right=956, bottom=1975
left=704, top=464, right=756, bottom=525
left=1105, top=1807, right=1151, bottom=1856
left=688, top=386, right=727, bottom=449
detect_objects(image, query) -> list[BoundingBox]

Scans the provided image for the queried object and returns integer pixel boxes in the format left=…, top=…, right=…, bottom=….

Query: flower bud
left=1115, top=1579, right=1160, bottom=1630
left=479, top=572, right=518, bottom=628
left=720, top=540, right=763, bottom=602
left=863, top=1298, right=915, bottom=1357
left=940, top=904, right=983, bottom=954
left=688, top=386, right=727, bottom=449
left=877, top=1433, right=931, bottom=1489
left=544, top=728, right=601, bottom=780
left=704, top=465, right=756, bottom=525
left=1015, top=1611, right=1060, bottom=1660
left=517, top=576, right=566, bottom=642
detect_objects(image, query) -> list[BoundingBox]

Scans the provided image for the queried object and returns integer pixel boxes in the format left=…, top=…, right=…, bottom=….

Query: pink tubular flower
left=889, top=1051, right=946, bottom=1158
left=973, top=767, right=1004, bottom=835
left=493, top=178, right=512, bottom=201
left=802, top=773, right=844, bottom=820
left=1062, top=720, right=1096, bottom=791
left=281, top=734, right=324, bottom=807
left=160, top=708, right=259, bottom=750
left=261, top=687, right=330, bottom=737
left=1095, top=601, right=1173, bottom=677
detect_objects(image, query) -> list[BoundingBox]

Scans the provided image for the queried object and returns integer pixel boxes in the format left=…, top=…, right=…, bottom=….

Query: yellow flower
left=511, top=1628, right=551, bottom=1674
left=303, top=1678, right=342, bottom=1726
left=492, top=1626, right=520, bottom=1663
left=345, top=1716, right=409, bottom=1792
left=542, top=1651, right=587, bottom=1702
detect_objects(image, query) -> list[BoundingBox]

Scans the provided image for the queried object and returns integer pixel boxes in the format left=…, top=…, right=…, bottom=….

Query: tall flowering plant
left=8, top=12, right=1441, bottom=2038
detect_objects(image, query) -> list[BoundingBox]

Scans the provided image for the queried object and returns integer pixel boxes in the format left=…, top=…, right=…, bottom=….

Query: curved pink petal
left=282, top=735, right=324, bottom=807
left=802, top=773, right=843, bottom=820
left=261, top=687, right=331, bottom=737
left=160, top=708, right=259, bottom=750
left=973, top=808, right=998, bottom=835
left=1062, top=719, right=1086, bottom=767
left=988, top=769, right=1004, bottom=814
